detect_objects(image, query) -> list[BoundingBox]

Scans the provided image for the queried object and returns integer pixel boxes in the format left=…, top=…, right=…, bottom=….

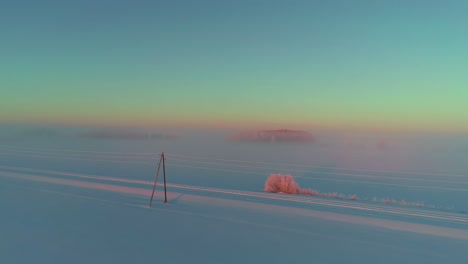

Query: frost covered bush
left=265, top=174, right=319, bottom=196
left=263, top=174, right=347, bottom=200
left=263, top=174, right=424, bottom=207
left=264, top=174, right=299, bottom=194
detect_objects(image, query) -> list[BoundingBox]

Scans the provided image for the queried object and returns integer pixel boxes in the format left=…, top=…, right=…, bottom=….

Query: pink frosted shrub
left=263, top=174, right=427, bottom=207
left=264, top=174, right=299, bottom=194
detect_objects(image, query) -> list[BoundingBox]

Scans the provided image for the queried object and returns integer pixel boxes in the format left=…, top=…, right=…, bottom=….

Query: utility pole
left=162, top=152, right=168, bottom=203
left=149, top=153, right=163, bottom=207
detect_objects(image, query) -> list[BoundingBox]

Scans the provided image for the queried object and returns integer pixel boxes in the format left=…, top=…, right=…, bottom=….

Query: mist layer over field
left=1, top=125, right=467, bottom=212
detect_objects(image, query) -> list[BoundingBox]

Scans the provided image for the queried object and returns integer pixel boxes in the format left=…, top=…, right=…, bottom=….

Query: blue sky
left=1, top=0, right=467, bottom=131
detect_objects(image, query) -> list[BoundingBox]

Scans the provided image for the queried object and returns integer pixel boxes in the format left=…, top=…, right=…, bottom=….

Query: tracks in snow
left=0, top=165, right=467, bottom=225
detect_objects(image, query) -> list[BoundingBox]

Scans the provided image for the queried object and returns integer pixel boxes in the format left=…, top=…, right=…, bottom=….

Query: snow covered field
left=1, top=127, right=468, bottom=263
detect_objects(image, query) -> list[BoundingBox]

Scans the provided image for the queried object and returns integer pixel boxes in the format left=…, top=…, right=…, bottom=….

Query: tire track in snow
left=3, top=152, right=468, bottom=190
left=1, top=166, right=468, bottom=225
left=3, top=145, right=467, bottom=179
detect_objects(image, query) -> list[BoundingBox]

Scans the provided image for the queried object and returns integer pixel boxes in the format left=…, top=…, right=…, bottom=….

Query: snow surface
left=1, top=128, right=468, bottom=263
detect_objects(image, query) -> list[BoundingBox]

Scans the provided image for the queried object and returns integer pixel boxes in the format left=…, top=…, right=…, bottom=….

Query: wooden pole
left=149, top=153, right=163, bottom=207
left=162, top=152, right=168, bottom=203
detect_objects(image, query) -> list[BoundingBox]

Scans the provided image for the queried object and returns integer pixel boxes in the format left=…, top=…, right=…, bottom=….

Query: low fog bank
left=0, top=124, right=178, bottom=141
left=226, top=129, right=314, bottom=143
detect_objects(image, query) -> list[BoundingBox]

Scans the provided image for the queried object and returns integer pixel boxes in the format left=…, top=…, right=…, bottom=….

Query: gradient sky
left=1, top=0, right=467, bottom=132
